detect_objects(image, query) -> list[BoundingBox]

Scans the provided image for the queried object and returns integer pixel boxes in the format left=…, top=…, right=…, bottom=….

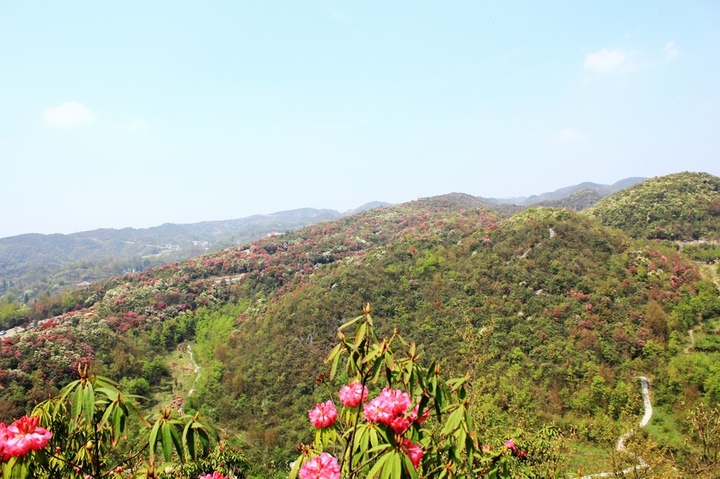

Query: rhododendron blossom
left=199, top=472, right=228, bottom=479
left=299, top=452, right=340, bottom=479
left=338, top=382, right=368, bottom=407
left=308, top=400, right=338, bottom=429
left=0, top=424, right=10, bottom=461
left=0, top=416, right=52, bottom=460
left=363, top=388, right=425, bottom=433
left=401, top=438, right=424, bottom=468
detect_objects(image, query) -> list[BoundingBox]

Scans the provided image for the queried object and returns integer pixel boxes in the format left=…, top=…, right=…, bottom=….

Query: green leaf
left=2, top=457, right=17, bottom=479
left=184, top=423, right=197, bottom=460
left=160, top=422, right=174, bottom=461
left=82, top=381, right=95, bottom=425
left=113, top=407, right=126, bottom=446
left=58, top=379, right=80, bottom=403
left=354, top=322, right=367, bottom=349
left=325, top=342, right=343, bottom=363
left=386, top=451, right=401, bottom=479
left=338, top=314, right=364, bottom=331
left=100, top=401, right=116, bottom=430
left=197, top=428, right=210, bottom=455
left=148, top=420, right=161, bottom=461
left=371, top=357, right=384, bottom=383
left=441, top=408, right=463, bottom=436
left=170, top=423, right=184, bottom=462
left=367, top=452, right=389, bottom=479
left=402, top=453, right=419, bottom=479
left=330, top=347, right=342, bottom=380
left=95, top=386, right=119, bottom=402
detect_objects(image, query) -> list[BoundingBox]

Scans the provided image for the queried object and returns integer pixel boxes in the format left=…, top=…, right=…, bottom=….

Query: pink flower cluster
left=363, top=388, right=428, bottom=434
left=0, top=416, right=53, bottom=461
left=308, top=400, right=338, bottom=429
left=338, top=382, right=368, bottom=407
left=299, top=452, right=340, bottom=479
left=199, top=472, right=228, bottom=479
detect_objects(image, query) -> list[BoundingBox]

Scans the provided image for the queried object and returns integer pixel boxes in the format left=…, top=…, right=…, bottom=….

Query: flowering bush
left=289, top=305, right=519, bottom=479
left=0, top=364, right=229, bottom=479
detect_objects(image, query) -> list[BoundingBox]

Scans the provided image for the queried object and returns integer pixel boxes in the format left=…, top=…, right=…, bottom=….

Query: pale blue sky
left=1, top=2, right=719, bottom=238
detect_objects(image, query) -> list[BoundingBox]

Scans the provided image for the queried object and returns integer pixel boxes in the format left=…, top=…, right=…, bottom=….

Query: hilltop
left=588, top=172, right=720, bottom=240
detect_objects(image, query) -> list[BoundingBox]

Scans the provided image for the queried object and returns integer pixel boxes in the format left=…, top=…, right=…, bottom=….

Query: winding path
left=579, top=376, right=652, bottom=478
left=684, top=328, right=697, bottom=354
left=186, top=344, right=201, bottom=396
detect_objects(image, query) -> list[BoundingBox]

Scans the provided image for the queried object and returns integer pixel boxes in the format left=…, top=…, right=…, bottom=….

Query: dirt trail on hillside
left=684, top=329, right=697, bottom=354
left=579, top=377, right=652, bottom=478
left=187, top=344, right=201, bottom=396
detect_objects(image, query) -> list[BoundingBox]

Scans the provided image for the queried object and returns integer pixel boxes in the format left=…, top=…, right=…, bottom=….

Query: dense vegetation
left=2, top=173, right=720, bottom=477
left=589, top=172, right=720, bottom=241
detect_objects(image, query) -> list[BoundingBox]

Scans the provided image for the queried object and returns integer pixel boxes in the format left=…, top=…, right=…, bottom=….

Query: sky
left=1, top=2, right=719, bottom=238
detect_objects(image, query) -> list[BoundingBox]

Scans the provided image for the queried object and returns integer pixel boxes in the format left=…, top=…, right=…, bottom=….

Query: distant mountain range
left=484, top=177, right=647, bottom=206
left=0, top=177, right=647, bottom=301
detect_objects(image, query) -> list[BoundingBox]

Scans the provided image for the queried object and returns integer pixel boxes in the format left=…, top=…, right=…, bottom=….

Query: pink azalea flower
left=382, top=389, right=412, bottom=416
left=388, top=415, right=411, bottom=434
left=0, top=416, right=52, bottom=460
left=299, top=452, right=340, bottom=479
left=0, top=423, right=10, bottom=461
left=338, top=382, right=368, bottom=407
left=363, top=388, right=416, bottom=432
left=199, top=472, right=228, bottom=479
left=363, top=398, right=393, bottom=424
left=400, top=438, right=423, bottom=468
left=308, top=400, right=338, bottom=429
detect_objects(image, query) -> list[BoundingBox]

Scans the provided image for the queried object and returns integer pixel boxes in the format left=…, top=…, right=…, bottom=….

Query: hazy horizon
left=2, top=2, right=719, bottom=238
left=0, top=173, right=653, bottom=239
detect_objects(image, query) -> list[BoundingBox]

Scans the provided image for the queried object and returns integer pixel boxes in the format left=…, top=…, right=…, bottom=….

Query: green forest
left=1, top=172, right=720, bottom=478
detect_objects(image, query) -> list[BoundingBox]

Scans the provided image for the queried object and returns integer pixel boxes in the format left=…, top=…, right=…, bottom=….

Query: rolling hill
left=1, top=172, right=720, bottom=476
left=588, top=172, right=720, bottom=241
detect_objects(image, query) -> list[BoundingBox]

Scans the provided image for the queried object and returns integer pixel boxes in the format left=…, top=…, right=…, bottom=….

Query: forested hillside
left=1, top=173, right=720, bottom=477
left=0, top=207, right=354, bottom=303
left=589, top=172, right=720, bottom=240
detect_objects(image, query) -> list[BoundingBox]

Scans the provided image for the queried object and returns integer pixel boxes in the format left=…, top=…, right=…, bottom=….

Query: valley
left=1, top=172, right=719, bottom=477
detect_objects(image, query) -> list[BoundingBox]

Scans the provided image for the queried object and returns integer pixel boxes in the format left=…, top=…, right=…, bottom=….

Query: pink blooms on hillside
left=338, top=382, right=368, bottom=407
left=308, top=400, right=338, bottom=429
left=299, top=453, right=340, bottom=479
left=0, top=416, right=52, bottom=461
